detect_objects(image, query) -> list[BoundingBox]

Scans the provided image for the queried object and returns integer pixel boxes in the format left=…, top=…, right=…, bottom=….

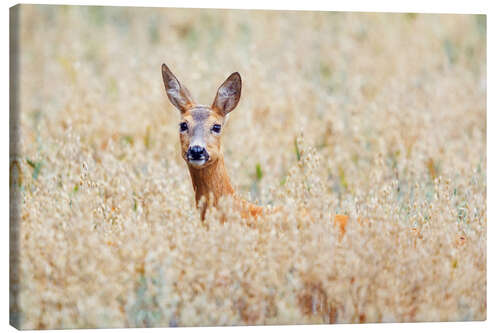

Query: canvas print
left=9, top=4, right=486, bottom=329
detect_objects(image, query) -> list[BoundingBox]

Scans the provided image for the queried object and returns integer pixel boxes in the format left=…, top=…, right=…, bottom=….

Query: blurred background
left=12, top=5, right=486, bottom=329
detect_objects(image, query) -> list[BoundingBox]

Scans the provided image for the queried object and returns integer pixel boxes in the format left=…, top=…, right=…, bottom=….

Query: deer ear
left=162, top=64, right=194, bottom=113
left=212, top=72, right=241, bottom=116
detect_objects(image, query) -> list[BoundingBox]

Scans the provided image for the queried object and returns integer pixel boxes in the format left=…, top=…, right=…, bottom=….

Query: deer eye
left=212, top=124, right=221, bottom=133
left=180, top=122, right=188, bottom=132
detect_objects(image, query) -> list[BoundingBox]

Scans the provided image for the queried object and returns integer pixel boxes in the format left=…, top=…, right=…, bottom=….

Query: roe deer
left=161, top=63, right=263, bottom=220
left=161, top=63, right=348, bottom=233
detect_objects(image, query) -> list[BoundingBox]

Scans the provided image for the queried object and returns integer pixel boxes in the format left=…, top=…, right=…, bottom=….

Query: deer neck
left=188, top=156, right=235, bottom=211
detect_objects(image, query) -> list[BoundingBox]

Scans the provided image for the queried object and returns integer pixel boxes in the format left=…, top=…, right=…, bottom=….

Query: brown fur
left=187, top=155, right=264, bottom=220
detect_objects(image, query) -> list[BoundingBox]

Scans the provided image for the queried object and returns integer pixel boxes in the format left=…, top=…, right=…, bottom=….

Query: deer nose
left=188, top=145, right=208, bottom=160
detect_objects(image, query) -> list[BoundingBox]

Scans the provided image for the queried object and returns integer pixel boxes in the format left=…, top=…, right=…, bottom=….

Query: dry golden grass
left=10, top=5, right=486, bottom=329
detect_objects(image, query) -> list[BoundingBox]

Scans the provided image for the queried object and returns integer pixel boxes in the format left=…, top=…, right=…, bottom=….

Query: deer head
left=161, top=64, right=241, bottom=169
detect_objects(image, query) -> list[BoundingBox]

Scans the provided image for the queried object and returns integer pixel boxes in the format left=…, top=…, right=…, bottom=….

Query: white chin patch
left=189, top=159, right=207, bottom=167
